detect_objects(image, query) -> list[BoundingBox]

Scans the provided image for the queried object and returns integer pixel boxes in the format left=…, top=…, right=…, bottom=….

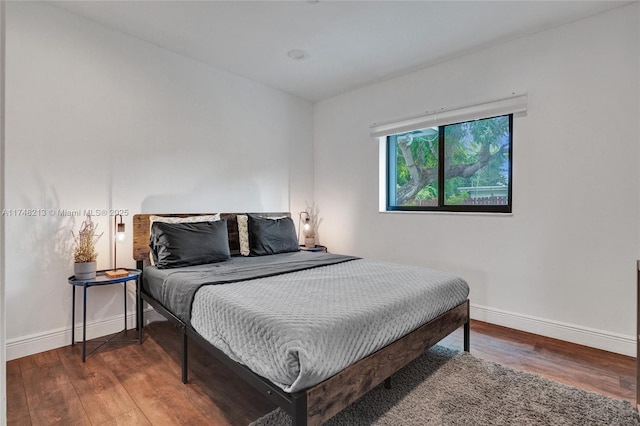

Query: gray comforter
left=187, top=255, right=469, bottom=393
left=143, top=252, right=359, bottom=324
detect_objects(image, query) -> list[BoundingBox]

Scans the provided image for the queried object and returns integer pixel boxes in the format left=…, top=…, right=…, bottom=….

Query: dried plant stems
left=72, top=214, right=103, bottom=263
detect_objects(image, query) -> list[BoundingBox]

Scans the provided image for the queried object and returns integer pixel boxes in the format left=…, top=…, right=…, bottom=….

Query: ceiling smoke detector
left=287, top=49, right=306, bottom=60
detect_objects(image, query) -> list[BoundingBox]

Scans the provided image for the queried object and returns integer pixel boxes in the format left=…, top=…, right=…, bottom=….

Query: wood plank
left=620, top=374, right=635, bottom=395
left=532, top=344, right=634, bottom=400
left=99, top=330, right=232, bottom=425
left=56, top=344, right=139, bottom=425
left=452, top=320, right=636, bottom=404
left=466, top=321, right=636, bottom=402
left=98, top=408, right=152, bottom=426
left=18, top=348, right=59, bottom=371
left=8, top=319, right=635, bottom=425
left=6, top=360, right=30, bottom=425
left=21, top=359, right=91, bottom=425
left=145, top=321, right=276, bottom=421
left=306, top=301, right=468, bottom=425
left=178, top=333, right=277, bottom=421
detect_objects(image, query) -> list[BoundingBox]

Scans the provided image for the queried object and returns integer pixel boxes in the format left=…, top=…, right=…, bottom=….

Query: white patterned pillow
left=237, top=214, right=250, bottom=256
left=149, top=214, right=221, bottom=265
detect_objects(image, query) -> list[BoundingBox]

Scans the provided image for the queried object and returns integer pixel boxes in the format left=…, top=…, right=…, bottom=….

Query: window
left=386, top=114, right=513, bottom=213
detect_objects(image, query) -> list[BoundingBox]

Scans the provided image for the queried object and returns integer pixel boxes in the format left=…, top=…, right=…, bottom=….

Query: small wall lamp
left=298, top=211, right=316, bottom=248
left=298, top=211, right=309, bottom=243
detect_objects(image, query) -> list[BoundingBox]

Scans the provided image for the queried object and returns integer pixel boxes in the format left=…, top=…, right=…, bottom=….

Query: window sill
left=378, top=210, right=513, bottom=217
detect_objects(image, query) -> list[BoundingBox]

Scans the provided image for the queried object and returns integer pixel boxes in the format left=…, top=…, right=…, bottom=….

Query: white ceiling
left=51, top=0, right=631, bottom=102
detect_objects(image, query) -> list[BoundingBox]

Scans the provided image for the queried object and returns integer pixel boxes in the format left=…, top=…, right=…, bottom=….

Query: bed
left=133, top=212, right=470, bottom=425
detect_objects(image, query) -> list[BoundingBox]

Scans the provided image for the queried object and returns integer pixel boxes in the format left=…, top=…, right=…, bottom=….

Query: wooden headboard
left=132, top=212, right=291, bottom=262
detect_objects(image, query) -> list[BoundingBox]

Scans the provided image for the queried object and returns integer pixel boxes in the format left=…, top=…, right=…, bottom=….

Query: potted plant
left=72, top=214, right=103, bottom=279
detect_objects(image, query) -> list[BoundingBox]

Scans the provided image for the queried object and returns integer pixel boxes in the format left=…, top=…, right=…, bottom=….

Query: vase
left=304, top=237, right=316, bottom=248
left=74, top=261, right=97, bottom=280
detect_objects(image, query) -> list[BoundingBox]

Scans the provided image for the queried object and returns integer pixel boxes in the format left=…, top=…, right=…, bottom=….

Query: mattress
left=169, top=254, right=470, bottom=393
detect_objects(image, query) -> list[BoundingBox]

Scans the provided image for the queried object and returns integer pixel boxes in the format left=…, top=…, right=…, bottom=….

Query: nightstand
left=69, top=268, right=142, bottom=361
left=300, top=245, right=328, bottom=253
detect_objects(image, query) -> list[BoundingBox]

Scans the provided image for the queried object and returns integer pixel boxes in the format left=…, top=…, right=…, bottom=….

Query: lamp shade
left=302, top=218, right=312, bottom=238
left=115, top=222, right=126, bottom=243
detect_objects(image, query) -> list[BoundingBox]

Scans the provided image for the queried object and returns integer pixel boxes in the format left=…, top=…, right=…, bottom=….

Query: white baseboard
left=6, top=309, right=165, bottom=361
left=471, top=303, right=635, bottom=357
left=7, top=304, right=635, bottom=360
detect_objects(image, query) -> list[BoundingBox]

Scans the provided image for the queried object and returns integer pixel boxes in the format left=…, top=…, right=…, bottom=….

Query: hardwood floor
left=6, top=320, right=636, bottom=425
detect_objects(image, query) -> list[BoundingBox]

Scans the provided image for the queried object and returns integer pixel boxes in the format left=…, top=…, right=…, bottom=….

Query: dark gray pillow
left=150, top=219, right=230, bottom=269
left=247, top=214, right=300, bottom=256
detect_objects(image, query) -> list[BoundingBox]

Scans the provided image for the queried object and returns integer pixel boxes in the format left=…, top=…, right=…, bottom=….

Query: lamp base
left=105, top=269, right=129, bottom=278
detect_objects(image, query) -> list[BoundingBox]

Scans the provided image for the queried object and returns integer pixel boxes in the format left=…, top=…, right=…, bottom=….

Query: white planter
left=304, top=237, right=316, bottom=248
left=74, top=261, right=97, bottom=280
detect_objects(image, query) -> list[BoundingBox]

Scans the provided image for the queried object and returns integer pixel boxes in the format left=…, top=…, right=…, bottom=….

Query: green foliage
left=415, top=185, right=437, bottom=200
left=394, top=115, right=510, bottom=206
left=445, top=190, right=470, bottom=205
left=395, top=147, right=410, bottom=186
left=444, top=176, right=466, bottom=201
left=394, top=131, right=438, bottom=188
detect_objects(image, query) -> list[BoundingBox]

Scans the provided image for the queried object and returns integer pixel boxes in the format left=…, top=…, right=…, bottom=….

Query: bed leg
left=291, top=392, right=307, bottom=426
left=138, top=296, right=144, bottom=332
left=136, top=261, right=144, bottom=331
left=384, top=377, right=392, bottom=389
left=182, top=331, right=189, bottom=384
left=463, top=302, right=470, bottom=352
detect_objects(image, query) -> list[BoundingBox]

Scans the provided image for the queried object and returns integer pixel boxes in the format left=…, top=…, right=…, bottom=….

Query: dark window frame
left=386, top=114, right=513, bottom=214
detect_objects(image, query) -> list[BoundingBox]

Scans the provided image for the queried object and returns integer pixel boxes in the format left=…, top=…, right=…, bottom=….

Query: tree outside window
left=387, top=114, right=512, bottom=213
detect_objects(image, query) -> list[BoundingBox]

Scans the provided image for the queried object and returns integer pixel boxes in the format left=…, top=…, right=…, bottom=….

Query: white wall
left=4, top=2, right=314, bottom=359
left=3, top=2, right=638, bottom=365
left=314, top=4, right=640, bottom=355
left=1, top=0, right=6, bottom=420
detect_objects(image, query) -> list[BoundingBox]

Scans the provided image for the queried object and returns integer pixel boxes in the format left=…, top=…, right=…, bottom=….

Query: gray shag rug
left=250, top=346, right=639, bottom=425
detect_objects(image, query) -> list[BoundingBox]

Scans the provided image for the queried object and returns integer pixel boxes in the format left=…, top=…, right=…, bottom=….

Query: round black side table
left=68, top=268, right=142, bottom=361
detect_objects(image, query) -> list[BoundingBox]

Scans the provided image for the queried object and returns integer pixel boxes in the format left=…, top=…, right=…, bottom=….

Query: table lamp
left=105, top=214, right=129, bottom=278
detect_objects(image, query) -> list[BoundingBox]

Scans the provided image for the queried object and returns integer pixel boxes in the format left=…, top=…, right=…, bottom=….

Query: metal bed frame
left=133, top=213, right=470, bottom=425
